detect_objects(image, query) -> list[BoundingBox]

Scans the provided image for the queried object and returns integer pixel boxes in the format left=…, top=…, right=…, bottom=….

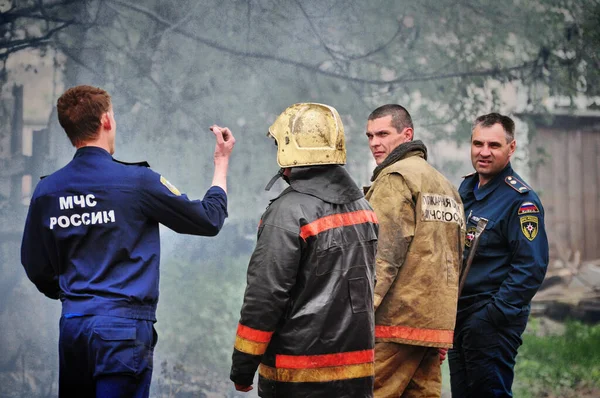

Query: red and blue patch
left=518, top=201, right=539, bottom=215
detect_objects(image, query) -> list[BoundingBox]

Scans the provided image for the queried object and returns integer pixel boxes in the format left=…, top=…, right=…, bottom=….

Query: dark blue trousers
left=448, top=303, right=529, bottom=398
left=59, top=315, right=157, bottom=398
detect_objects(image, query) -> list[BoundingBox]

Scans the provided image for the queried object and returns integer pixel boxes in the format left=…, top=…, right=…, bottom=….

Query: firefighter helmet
left=268, top=103, right=346, bottom=167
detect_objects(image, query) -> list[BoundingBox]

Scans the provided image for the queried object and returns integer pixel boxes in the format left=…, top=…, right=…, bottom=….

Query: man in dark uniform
left=230, top=103, right=379, bottom=397
left=449, top=112, right=549, bottom=397
left=20, top=85, right=235, bottom=397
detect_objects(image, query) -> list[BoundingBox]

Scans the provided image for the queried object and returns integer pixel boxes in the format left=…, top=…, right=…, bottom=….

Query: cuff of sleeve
left=208, top=185, right=226, bottom=196
left=230, top=370, right=255, bottom=386
left=205, top=186, right=228, bottom=216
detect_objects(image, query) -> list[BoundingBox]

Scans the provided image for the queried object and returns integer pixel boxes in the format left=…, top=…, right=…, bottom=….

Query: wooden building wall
left=528, top=114, right=600, bottom=261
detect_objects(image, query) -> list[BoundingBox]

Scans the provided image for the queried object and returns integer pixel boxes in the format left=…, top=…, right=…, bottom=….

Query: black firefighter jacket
left=230, top=165, right=379, bottom=398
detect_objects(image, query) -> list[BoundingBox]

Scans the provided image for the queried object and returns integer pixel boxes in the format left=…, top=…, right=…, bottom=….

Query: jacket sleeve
left=368, top=173, right=415, bottom=310
left=230, top=212, right=303, bottom=386
left=21, top=198, right=60, bottom=300
left=139, top=169, right=227, bottom=236
left=491, top=197, right=549, bottom=320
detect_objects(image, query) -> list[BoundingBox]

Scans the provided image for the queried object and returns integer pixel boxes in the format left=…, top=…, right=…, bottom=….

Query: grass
left=441, top=319, right=600, bottom=398
left=514, top=319, right=600, bottom=397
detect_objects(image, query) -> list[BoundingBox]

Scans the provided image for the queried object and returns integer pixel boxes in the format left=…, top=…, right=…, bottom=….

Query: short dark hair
left=57, top=85, right=112, bottom=147
left=473, top=112, right=515, bottom=142
left=368, top=104, right=413, bottom=132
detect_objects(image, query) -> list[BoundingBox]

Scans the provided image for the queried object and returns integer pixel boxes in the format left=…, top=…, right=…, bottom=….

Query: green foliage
left=514, top=319, right=600, bottom=397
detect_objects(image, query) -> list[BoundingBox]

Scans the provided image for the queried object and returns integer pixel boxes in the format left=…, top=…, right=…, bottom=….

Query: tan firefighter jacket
left=365, top=149, right=465, bottom=348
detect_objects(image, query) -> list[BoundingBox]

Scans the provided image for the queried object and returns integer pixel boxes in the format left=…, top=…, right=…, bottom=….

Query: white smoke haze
left=1, top=1, right=599, bottom=396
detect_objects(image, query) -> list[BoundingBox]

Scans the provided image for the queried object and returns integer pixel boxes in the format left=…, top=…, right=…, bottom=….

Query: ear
left=508, top=139, right=517, bottom=156
left=101, top=112, right=112, bottom=131
left=403, top=127, right=414, bottom=141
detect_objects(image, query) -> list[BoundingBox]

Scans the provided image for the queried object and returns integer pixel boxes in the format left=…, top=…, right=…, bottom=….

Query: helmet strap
left=264, top=168, right=285, bottom=191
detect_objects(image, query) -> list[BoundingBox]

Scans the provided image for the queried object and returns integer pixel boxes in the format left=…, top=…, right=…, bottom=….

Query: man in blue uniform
left=20, top=85, right=235, bottom=397
left=448, top=113, right=549, bottom=397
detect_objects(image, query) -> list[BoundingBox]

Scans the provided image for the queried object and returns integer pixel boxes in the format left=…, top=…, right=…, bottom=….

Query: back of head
left=368, top=104, right=413, bottom=133
left=57, top=85, right=111, bottom=147
left=268, top=103, right=346, bottom=167
left=473, top=112, right=515, bottom=142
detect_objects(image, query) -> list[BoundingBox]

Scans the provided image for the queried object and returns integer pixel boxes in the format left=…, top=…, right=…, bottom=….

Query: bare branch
left=1, top=0, right=80, bottom=23
left=1, top=11, right=80, bottom=24
left=103, top=0, right=547, bottom=86
left=294, top=0, right=344, bottom=68
left=246, top=0, right=252, bottom=47
left=60, top=26, right=207, bottom=128
left=0, top=39, right=52, bottom=60
left=56, top=43, right=156, bottom=111
left=336, top=23, right=404, bottom=61
left=0, top=21, right=73, bottom=53
left=36, top=0, right=52, bottom=29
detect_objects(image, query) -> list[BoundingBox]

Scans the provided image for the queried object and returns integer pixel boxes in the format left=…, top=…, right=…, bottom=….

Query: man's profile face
left=470, top=122, right=516, bottom=179
left=366, top=115, right=412, bottom=165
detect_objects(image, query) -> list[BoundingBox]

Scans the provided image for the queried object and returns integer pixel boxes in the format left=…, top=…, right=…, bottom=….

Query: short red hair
left=57, top=85, right=111, bottom=146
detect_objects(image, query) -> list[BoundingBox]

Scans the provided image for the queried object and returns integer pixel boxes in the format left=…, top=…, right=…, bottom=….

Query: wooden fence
left=527, top=112, right=600, bottom=261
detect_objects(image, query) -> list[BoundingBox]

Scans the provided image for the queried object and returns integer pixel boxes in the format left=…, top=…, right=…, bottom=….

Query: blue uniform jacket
left=21, top=146, right=228, bottom=321
left=458, top=163, right=549, bottom=323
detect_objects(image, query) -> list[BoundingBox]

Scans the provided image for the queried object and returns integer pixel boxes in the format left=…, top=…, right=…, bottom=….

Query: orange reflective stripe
left=234, top=336, right=269, bottom=356
left=236, top=323, right=273, bottom=343
left=375, top=325, right=454, bottom=344
left=276, top=349, right=374, bottom=369
left=259, top=363, right=374, bottom=383
left=299, top=210, right=378, bottom=240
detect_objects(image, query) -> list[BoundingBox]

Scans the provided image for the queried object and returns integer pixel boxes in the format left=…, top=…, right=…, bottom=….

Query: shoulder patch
left=113, top=158, right=150, bottom=168
left=505, top=176, right=530, bottom=194
left=160, top=176, right=181, bottom=196
left=518, top=201, right=539, bottom=215
left=520, top=215, right=539, bottom=241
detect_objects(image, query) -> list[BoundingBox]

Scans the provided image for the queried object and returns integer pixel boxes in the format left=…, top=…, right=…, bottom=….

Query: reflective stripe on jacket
left=230, top=165, right=378, bottom=397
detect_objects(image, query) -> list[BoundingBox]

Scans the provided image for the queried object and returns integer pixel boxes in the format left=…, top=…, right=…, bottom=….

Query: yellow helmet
left=268, top=103, right=346, bottom=167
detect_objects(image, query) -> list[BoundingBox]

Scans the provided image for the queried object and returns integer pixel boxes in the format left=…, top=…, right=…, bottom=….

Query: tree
left=2, top=2, right=599, bottom=391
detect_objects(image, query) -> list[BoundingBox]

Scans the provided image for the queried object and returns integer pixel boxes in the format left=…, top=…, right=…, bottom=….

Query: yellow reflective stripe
left=259, top=364, right=278, bottom=380
left=234, top=336, right=268, bottom=355
left=259, top=362, right=374, bottom=383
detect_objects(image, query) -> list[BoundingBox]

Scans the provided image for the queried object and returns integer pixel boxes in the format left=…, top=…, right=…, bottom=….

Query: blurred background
left=1, top=1, right=599, bottom=396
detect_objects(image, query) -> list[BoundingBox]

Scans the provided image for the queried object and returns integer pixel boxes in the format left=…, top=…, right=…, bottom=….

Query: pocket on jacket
left=477, top=219, right=498, bottom=250
left=348, top=277, right=370, bottom=313
left=316, top=240, right=376, bottom=276
left=92, top=325, right=138, bottom=376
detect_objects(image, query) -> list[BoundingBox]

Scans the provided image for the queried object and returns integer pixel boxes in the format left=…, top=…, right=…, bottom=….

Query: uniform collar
left=288, top=165, right=363, bottom=204
left=73, top=146, right=112, bottom=159
left=472, top=163, right=514, bottom=201
left=371, top=140, right=427, bottom=182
